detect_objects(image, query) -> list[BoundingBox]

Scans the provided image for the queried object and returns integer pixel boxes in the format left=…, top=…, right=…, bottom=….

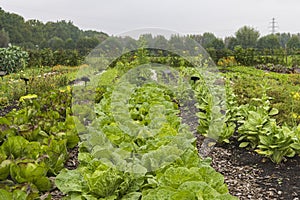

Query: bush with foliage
left=217, top=56, right=237, bottom=67
left=27, top=48, right=83, bottom=67
left=0, top=46, right=28, bottom=73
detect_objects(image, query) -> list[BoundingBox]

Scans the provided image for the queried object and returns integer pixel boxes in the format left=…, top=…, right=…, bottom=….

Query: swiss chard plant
left=236, top=89, right=300, bottom=163
left=237, top=91, right=279, bottom=149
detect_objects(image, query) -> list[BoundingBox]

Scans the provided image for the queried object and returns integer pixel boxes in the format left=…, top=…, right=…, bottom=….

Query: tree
left=0, top=29, right=9, bottom=47
left=188, top=34, right=202, bottom=45
left=201, top=32, right=217, bottom=48
left=76, top=36, right=100, bottom=55
left=0, top=8, right=108, bottom=50
left=225, top=36, right=238, bottom=50
left=184, top=36, right=200, bottom=55
left=257, top=34, right=280, bottom=50
left=168, top=34, right=184, bottom=52
left=153, top=35, right=168, bottom=50
left=99, top=36, right=122, bottom=57
left=210, top=38, right=225, bottom=50
left=83, top=30, right=108, bottom=43
left=277, top=33, right=291, bottom=48
left=2, top=13, right=26, bottom=44
left=65, top=38, right=76, bottom=49
left=44, top=20, right=80, bottom=41
left=235, top=26, right=260, bottom=48
left=26, top=19, right=44, bottom=46
left=138, top=34, right=154, bottom=47
left=287, top=35, right=300, bottom=49
left=120, top=36, right=138, bottom=50
left=48, top=36, right=65, bottom=50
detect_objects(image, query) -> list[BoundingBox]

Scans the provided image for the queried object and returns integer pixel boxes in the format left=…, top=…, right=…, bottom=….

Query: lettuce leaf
left=142, top=187, right=176, bottom=200
left=0, top=160, right=12, bottom=180
left=1, top=136, right=29, bottom=158
left=0, top=189, right=12, bottom=200
left=55, top=168, right=86, bottom=194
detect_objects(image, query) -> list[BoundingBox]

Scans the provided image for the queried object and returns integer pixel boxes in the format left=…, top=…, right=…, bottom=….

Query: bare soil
left=0, top=101, right=19, bottom=116
left=199, top=138, right=300, bottom=200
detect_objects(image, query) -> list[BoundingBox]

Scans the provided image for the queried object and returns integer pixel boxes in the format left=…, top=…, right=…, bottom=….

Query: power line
left=269, top=18, right=278, bottom=34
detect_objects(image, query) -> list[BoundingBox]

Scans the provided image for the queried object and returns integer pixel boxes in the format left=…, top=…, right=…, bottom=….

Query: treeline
left=1, top=7, right=300, bottom=68
left=0, top=7, right=108, bottom=55
left=190, top=26, right=300, bottom=51
left=90, top=32, right=300, bottom=67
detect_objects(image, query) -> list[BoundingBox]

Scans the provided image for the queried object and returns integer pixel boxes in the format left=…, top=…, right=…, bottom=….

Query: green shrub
left=0, top=46, right=28, bottom=73
left=28, top=49, right=82, bottom=67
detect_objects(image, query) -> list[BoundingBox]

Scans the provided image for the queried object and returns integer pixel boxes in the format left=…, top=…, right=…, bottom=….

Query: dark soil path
left=0, top=101, right=19, bottom=116
left=205, top=140, right=300, bottom=200
left=180, top=97, right=300, bottom=200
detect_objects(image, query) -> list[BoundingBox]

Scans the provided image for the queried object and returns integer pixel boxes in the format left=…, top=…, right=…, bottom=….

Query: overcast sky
left=1, top=0, right=300, bottom=38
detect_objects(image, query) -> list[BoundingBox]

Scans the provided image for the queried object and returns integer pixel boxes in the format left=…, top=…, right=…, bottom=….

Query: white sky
left=1, top=0, right=300, bottom=38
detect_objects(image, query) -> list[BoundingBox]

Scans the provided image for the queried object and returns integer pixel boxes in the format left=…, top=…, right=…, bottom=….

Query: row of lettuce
left=0, top=88, right=79, bottom=199
left=56, top=70, right=237, bottom=199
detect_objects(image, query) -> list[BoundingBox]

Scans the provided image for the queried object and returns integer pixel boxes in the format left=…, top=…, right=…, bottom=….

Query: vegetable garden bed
left=1, top=61, right=300, bottom=199
left=50, top=136, right=300, bottom=200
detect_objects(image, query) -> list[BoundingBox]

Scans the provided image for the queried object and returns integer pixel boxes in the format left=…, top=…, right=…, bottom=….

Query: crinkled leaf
left=159, top=167, right=202, bottom=188
left=12, top=189, right=27, bottom=200
left=0, top=160, right=12, bottom=180
left=34, top=176, right=51, bottom=192
left=170, top=190, right=196, bottom=200
left=84, top=167, right=124, bottom=198
left=1, top=136, right=29, bottom=158
left=142, top=187, right=176, bottom=200
left=0, top=189, right=12, bottom=200
left=10, top=162, right=48, bottom=184
left=121, top=192, right=141, bottom=200
left=56, top=169, right=86, bottom=194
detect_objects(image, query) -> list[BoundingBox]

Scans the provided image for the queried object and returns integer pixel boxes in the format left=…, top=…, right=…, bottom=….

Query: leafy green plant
left=223, top=65, right=300, bottom=126
left=235, top=88, right=300, bottom=163
left=56, top=149, right=236, bottom=200
left=0, top=189, right=28, bottom=200
left=180, top=67, right=232, bottom=143
left=0, top=88, right=79, bottom=197
left=0, top=46, right=28, bottom=73
left=255, top=123, right=298, bottom=163
left=237, top=91, right=279, bottom=148
left=143, top=165, right=237, bottom=200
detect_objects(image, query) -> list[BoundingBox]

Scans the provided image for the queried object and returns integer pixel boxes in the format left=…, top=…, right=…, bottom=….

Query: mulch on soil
left=199, top=139, right=300, bottom=200
left=0, top=102, right=19, bottom=117
left=182, top=99, right=300, bottom=200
